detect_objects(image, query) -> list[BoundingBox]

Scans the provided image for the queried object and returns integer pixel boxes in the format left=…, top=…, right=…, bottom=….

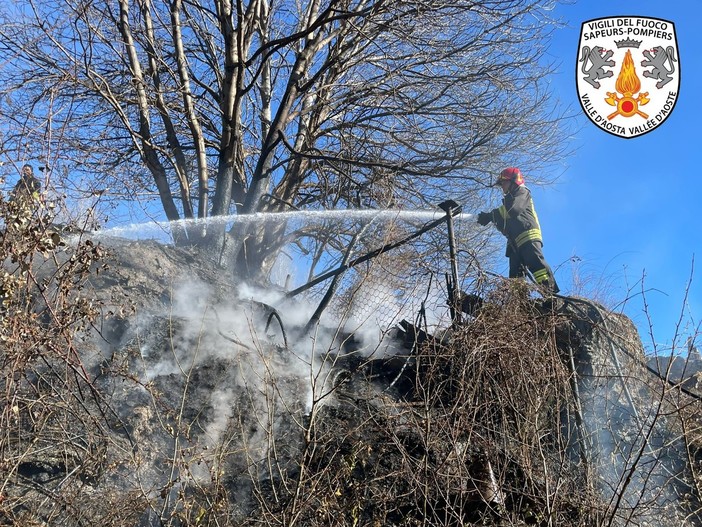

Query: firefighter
left=476, top=167, right=559, bottom=294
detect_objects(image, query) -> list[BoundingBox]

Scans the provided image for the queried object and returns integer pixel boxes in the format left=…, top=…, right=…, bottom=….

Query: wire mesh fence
left=278, top=209, right=489, bottom=332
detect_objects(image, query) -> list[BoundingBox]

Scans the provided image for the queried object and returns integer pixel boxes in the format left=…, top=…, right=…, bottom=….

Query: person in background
left=476, top=167, right=559, bottom=294
left=11, top=164, right=41, bottom=204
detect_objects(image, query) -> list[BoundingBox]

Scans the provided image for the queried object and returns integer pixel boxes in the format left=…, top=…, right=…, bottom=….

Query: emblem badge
left=577, top=17, right=680, bottom=138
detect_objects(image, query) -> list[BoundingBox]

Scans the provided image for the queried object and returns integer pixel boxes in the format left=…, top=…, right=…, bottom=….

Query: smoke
left=203, top=386, right=235, bottom=447
left=575, top=331, right=696, bottom=526
left=117, top=268, right=379, bottom=495
left=79, top=212, right=470, bottom=521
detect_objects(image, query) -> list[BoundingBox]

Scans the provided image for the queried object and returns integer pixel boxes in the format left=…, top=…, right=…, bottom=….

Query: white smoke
left=82, top=212, right=464, bottom=519
left=124, top=269, right=373, bottom=494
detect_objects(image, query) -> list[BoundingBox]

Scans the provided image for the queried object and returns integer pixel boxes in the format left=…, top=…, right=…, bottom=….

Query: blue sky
left=526, top=1, right=698, bottom=353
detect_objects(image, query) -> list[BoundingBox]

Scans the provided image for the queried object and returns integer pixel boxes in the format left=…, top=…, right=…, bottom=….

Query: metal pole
left=438, top=200, right=462, bottom=324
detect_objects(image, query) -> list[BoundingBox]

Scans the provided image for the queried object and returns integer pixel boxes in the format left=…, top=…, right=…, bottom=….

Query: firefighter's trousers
left=508, top=240, right=559, bottom=294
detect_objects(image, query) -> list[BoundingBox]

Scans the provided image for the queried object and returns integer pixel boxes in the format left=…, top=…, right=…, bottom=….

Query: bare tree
left=0, top=0, right=569, bottom=280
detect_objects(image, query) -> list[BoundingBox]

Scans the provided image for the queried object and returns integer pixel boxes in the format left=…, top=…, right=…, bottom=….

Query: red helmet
left=496, top=167, right=524, bottom=186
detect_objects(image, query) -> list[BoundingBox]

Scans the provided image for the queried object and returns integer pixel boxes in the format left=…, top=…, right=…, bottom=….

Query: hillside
left=2, top=224, right=702, bottom=526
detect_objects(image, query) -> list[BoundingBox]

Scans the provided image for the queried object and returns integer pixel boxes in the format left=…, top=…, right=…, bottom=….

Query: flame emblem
left=605, top=50, right=650, bottom=120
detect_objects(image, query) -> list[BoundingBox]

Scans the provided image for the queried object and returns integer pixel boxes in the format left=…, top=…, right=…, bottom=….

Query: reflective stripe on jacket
left=489, top=185, right=542, bottom=251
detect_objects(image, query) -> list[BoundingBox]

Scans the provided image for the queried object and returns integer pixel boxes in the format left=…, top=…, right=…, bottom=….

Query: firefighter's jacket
left=488, top=185, right=542, bottom=256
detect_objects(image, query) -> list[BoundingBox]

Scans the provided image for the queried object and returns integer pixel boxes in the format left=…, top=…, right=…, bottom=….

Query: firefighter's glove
left=476, top=212, right=492, bottom=226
